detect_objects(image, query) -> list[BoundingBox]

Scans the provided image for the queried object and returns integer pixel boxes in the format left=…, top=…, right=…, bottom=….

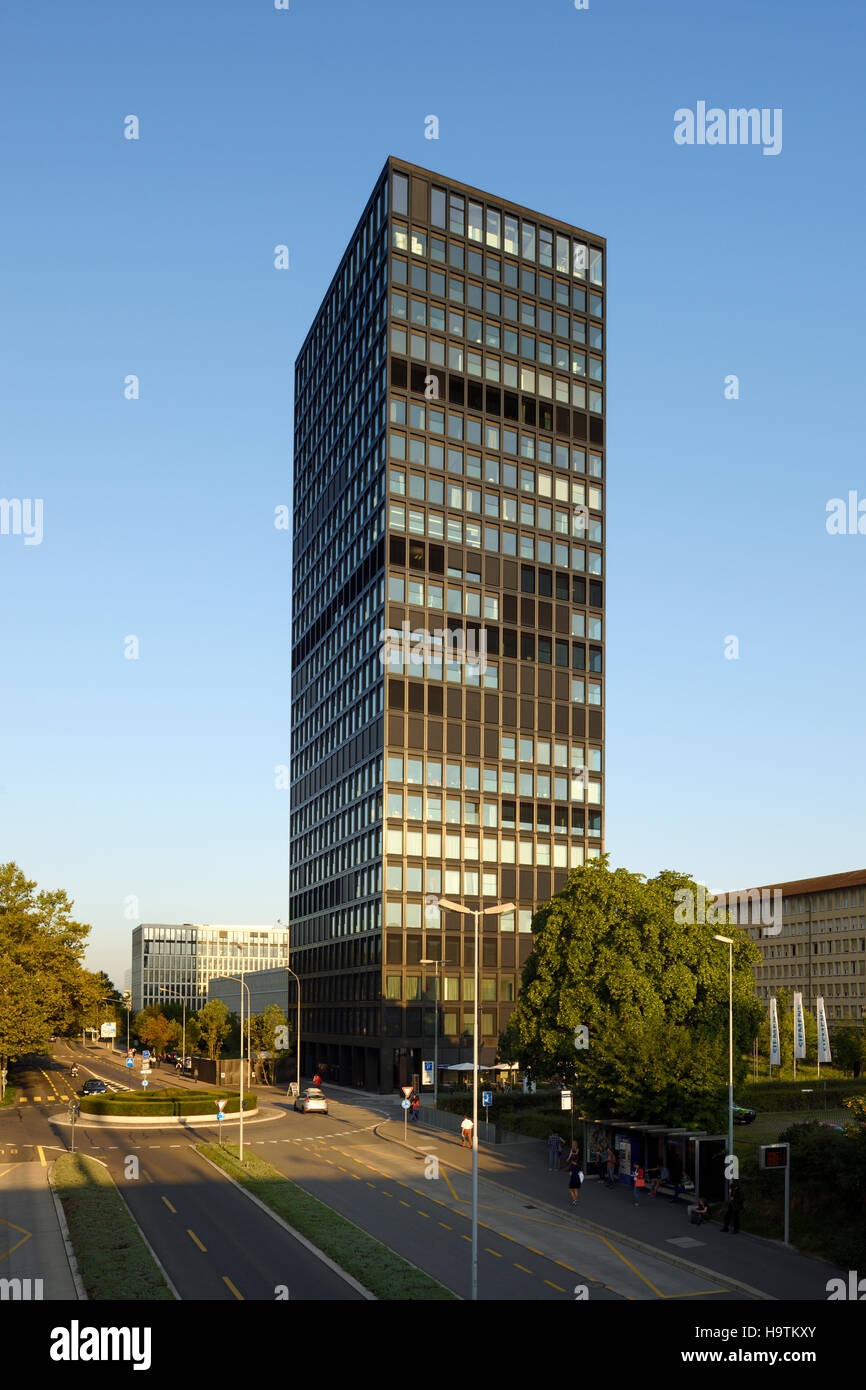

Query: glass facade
left=131, top=924, right=289, bottom=1012
left=291, top=159, right=605, bottom=1091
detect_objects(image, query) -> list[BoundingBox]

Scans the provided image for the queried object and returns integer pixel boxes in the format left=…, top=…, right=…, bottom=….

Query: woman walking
left=567, top=1146, right=584, bottom=1207
left=632, top=1164, right=646, bottom=1206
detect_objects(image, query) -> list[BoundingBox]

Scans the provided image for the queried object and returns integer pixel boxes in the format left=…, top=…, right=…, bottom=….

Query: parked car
left=732, top=1105, right=757, bottom=1125
left=293, top=1087, right=328, bottom=1115
left=79, top=1079, right=108, bottom=1096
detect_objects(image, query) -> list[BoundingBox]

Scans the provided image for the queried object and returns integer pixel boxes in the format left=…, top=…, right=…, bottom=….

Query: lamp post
left=285, top=965, right=302, bottom=1097
left=713, top=933, right=735, bottom=1197
left=229, top=947, right=251, bottom=1163
left=420, top=957, right=442, bottom=1111
left=438, top=897, right=515, bottom=1302
left=158, top=988, right=186, bottom=1068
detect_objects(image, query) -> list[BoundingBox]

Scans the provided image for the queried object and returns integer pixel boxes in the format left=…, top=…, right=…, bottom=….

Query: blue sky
left=2, top=0, right=864, bottom=987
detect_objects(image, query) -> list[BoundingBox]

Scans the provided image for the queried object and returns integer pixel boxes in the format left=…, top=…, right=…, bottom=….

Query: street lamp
left=285, top=965, right=302, bottom=1098
left=420, top=957, right=442, bottom=1111
left=229, top=947, right=251, bottom=1163
left=158, top=987, right=186, bottom=1068
left=438, top=897, right=515, bottom=1303
left=713, top=933, right=735, bottom=1197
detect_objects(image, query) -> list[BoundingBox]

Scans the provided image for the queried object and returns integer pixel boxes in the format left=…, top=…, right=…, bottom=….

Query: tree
left=499, top=858, right=763, bottom=1127
left=197, top=999, right=231, bottom=1060
left=833, top=1028, right=865, bottom=1078
left=134, top=1012, right=176, bottom=1056
left=247, top=1005, right=290, bottom=1084
left=0, top=862, right=93, bottom=1098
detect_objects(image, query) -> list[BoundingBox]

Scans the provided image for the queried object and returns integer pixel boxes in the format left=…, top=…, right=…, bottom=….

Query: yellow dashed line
left=460, top=1233, right=471, bottom=1243
left=366, top=1182, right=376, bottom=1189
left=36, top=1146, right=46, bottom=1168
left=514, top=1263, right=533, bottom=1275
left=418, top=1211, right=430, bottom=1218
left=162, top=1197, right=177, bottom=1214
left=188, top=1229, right=207, bottom=1252
left=223, top=1276, right=244, bottom=1300
left=399, top=1200, right=411, bottom=1208
left=486, top=1247, right=502, bottom=1258
left=545, top=1280, right=566, bottom=1293
left=439, top=1221, right=451, bottom=1230
left=382, top=1190, right=393, bottom=1198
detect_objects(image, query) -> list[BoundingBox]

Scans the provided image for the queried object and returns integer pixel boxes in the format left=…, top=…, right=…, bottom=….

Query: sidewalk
left=395, top=1118, right=843, bottom=1302
left=0, top=1161, right=78, bottom=1300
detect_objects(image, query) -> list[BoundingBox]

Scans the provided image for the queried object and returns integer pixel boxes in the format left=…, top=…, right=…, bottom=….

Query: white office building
left=131, top=923, right=289, bottom=1012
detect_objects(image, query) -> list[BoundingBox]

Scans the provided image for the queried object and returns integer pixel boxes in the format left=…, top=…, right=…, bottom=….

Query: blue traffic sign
left=401, top=1099, right=411, bottom=1109
left=217, top=1111, right=224, bottom=1121
left=141, top=1078, right=148, bottom=1088
left=142, top=1050, right=150, bottom=1059
left=125, top=1058, right=134, bottom=1068
left=482, top=1090, right=492, bottom=1106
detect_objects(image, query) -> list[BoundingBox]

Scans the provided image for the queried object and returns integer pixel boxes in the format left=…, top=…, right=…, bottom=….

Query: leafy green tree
left=197, top=999, right=231, bottom=1060
left=499, top=858, right=762, bottom=1126
left=834, top=1027, right=866, bottom=1077
left=0, top=862, right=93, bottom=1097
left=247, top=1005, right=290, bottom=1083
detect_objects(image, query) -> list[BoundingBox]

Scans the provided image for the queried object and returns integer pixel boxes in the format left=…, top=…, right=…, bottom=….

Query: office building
left=130, top=923, right=289, bottom=1013
left=291, top=158, right=605, bottom=1090
left=727, top=869, right=866, bottom=1022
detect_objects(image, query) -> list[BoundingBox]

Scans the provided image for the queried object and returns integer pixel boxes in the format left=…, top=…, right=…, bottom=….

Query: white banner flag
left=816, top=997, right=832, bottom=1064
left=793, top=992, right=806, bottom=1059
left=769, top=997, right=781, bottom=1066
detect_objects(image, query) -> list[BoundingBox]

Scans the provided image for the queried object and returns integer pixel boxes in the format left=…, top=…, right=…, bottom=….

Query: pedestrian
left=460, top=1115, right=473, bottom=1147
left=566, top=1146, right=583, bottom=1206
left=722, top=1182, right=744, bottom=1234
left=410, top=1093, right=421, bottom=1124
left=547, top=1131, right=565, bottom=1171
left=313, top=1072, right=321, bottom=1088
left=193, top=1067, right=199, bottom=1084
left=605, top=1146, right=616, bottom=1188
left=632, top=1164, right=646, bottom=1206
left=652, top=1163, right=669, bottom=1196
left=690, top=1196, right=710, bottom=1226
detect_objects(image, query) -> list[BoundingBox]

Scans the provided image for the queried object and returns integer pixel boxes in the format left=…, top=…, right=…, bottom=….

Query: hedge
left=79, top=1088, right=257, bottom=1117
left=737, top=1079, right=866, bottom=1112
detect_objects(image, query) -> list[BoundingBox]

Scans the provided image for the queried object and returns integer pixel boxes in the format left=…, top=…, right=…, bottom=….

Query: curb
left=49, top=1107, right=265, bottom=1128
left=193, top=1146, right=379, bottom=1301
left=374, top=1122, right=776, bottom=1303
left=52, top=1153, right=180, bottom=1300
left=47, top=1163, right=88, bottom=1301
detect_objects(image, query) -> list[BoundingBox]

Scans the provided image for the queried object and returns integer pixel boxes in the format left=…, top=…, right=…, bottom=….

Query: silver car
left=294, top=1087, right=328, bottom=1114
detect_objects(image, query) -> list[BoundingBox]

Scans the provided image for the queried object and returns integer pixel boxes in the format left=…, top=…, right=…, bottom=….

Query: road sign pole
left=784, top=1158, right=790, bottom=1246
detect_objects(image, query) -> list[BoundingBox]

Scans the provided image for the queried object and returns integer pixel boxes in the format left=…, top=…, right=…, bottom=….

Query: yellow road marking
left=382, top=1190, right=393, bottom=1198
left=439, top=1221, right=451, bottom=1230
left=223, top=1276, right=244, bottom=1300
left=33, top=1097, right=41, bottom=1103
left=555, top=1259, right=575, bottom=1271
left=351, top=1174, right=361, bottom=1181
left=399, top=1200, right=411, bottom=1208
left=0, top=1219, right=33, bottom=1263
left=514, top=1263, right=533, bottom=1274
left=486, top=1248, right=502, bottom=1257
left=162, top=1197, right=177, bottom=1213
left=526, top=1245, right=544, bottom=1257
left=36, top=1146, right=47, bottom=1168
left=663, top=1287, right=729, bottom=1299
left=545, top=1279, right=566, bottom=1292
left=440, top=1167, right=459, bottom=1203
left=418, top=1211, right=430, bottom=1218
left=366, top=1182, right=376, bottom=1189
left=0, top=1167, right=14, bottom=1180
left=188, top=1229, right=207, bottom=1252
left=460, top=1233, right=471, bottom=1243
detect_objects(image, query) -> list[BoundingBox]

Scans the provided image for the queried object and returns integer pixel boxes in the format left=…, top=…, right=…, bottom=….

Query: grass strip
left=0, top=1084, right=18, bottom=1107
left=198, top=1142, right=456, bottom=1301
left=51, top=1153, right=174, bottom=1300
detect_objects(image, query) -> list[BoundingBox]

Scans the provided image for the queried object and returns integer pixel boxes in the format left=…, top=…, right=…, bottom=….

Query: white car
left=294, top=1087, right=328, bottom=1114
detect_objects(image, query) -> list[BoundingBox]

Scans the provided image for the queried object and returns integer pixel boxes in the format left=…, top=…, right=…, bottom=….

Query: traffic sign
left=125, top=1058, right=133, bottom=1069
left=217, top=1111, right=224, bottom=1121
left=216, top=1099, right=227, bottom=1112
left=401, top=1099, right=411, bottom=1109
left=401, top=1085, right=413, bottom=1098
left=142, top=1050, right=150, bottom=1060
left=482, top=1090, right=492, bottom=1107
left=141, top=1078, right=148, bottom=1088
left=560, top=1090, right=573, bottom=1111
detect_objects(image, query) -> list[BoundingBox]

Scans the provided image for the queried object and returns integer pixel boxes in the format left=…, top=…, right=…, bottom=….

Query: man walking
left=460, top=1115, right=474, bottom=1148
left=547, top=1131, right=564, bottom=1171
left=605, top=1147, right=616, bottom=1188
left=722, top=1182, right=745, bottom=1233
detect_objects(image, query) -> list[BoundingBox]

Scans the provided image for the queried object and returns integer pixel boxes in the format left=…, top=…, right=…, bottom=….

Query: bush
left=737, top=1079, right=866, bottom=1113
left=79, top=1089, right=256, bottom=1117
